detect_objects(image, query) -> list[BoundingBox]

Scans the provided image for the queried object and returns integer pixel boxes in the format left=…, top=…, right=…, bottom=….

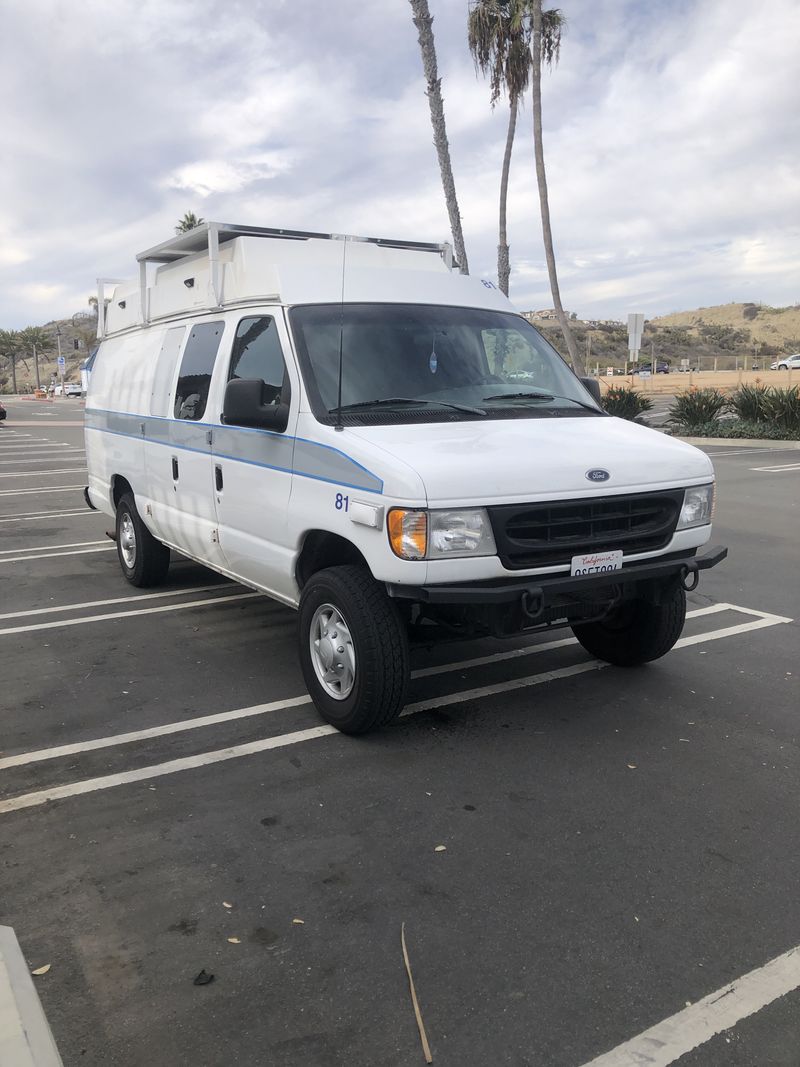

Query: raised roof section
left=97, top=222, right=477, bottom=337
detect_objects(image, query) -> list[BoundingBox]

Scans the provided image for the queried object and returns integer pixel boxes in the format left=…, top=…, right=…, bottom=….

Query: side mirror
left=580, top=376, right=603, bottom=406
left=223, top=378, right=289, bottom=432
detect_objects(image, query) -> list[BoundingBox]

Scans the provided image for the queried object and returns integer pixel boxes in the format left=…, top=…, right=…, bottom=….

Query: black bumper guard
left=386, top=545, right=728, bottom=607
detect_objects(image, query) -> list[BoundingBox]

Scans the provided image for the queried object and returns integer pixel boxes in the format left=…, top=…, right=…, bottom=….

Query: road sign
left=627, top=313, right=644, bottom=361
left=57, top=355, right=66, bottom=367
left=606, top=367, right=615, bottom=376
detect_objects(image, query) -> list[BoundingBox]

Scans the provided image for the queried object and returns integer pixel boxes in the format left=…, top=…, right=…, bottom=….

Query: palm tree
left=408, top=0, right=470, bottom=274
left=468, top=1, right=563, bottom=299
left=175, top=212, right=205, bottom=234
left=530, top=0, right=584, bottom=374
left=0, top=329, right=20, bottom=394
left=19, top=326, right=51, bottom=391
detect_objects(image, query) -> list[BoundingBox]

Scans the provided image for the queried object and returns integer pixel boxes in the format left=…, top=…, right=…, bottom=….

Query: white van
left=85, top=223, right=726, bottom=734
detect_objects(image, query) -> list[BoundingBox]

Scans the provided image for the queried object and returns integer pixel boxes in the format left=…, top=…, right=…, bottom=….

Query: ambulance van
left=85, top=223, right=726, bottom=733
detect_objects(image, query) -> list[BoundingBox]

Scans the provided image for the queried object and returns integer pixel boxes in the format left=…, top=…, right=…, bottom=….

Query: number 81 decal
left=335, top=493, right=349, bottom=512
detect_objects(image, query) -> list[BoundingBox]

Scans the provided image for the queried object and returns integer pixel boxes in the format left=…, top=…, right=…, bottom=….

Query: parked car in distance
left=0, top=400, right=6, bottom=422
left=634, top=360, right=670, bottom=374
left=770, top=354, right=800, bottom=371
left=64, top=381, right=83, bottom=397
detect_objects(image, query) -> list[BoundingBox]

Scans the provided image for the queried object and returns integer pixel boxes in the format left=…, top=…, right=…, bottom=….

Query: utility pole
left=33, top=344, right=41, bottom=390
left=56, top=326, right=64, bottom=395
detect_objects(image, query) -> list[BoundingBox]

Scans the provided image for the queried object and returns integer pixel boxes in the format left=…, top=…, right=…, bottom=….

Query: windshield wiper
left=330, top=397, right=486, bottom=416
left=482, top=390, right=601, bottom=414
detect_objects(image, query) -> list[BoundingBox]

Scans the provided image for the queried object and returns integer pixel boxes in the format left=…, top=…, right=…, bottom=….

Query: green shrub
left=761, top=387, right=800, bottom=431
left=668, top=388, right=728, bottom=431
left=601, top=385, right=653, bottom=421
left=727, top=384, right=769, bottom=421
left=678, top=419, right=800, bottom=441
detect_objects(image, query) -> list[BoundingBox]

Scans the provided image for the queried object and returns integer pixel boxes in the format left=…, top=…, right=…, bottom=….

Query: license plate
left=570, top=550, right=623, bottom=577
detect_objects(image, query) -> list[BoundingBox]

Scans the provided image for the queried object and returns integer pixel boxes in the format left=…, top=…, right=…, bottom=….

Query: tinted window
left=228, top=316, right=287, bottom=406
left=174, top=321, right=224, bottom=420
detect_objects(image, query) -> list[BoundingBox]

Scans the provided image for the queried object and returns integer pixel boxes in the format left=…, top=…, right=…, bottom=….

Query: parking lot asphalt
left=0, top=398, right=798, bottom=1066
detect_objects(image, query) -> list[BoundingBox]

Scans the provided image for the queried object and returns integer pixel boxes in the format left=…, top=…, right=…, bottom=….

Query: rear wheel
left=298, top=565, right=409, bottom=734
left=115, top=492, right=170, bottom=587
left=571, top=584, right=686, bottom=666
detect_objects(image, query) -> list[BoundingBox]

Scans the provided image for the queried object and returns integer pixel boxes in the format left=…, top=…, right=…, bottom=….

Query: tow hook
left=521, top=589, right=544, bottom=621
left=680, top=563, right=700, bottom=592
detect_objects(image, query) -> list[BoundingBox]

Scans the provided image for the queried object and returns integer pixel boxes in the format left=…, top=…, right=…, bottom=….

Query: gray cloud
left=1, top=0, right=798, bottom=328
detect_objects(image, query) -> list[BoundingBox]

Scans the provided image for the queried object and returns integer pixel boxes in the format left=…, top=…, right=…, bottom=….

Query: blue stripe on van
left=84, top=408, right=384, bottom=494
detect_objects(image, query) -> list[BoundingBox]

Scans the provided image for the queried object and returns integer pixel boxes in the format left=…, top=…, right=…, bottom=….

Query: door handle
left=215, top=464, right=223, bottom=491
left=172, top=457, right=179, bottom=480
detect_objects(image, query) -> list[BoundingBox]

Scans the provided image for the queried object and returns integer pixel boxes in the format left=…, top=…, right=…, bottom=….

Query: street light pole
left=55, top=326, right=63, bottom=395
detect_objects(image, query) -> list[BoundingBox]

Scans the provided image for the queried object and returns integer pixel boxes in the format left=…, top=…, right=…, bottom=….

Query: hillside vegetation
left=538, top=302, right=800, bottom=372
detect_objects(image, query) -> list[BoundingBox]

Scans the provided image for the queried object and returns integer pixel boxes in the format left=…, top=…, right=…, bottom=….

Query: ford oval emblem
left=586, top=469, right=610, bottom=482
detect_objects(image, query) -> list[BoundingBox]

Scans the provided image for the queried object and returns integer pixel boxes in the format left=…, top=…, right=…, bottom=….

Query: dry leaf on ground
left=31, top=964, right=51, bottom=976
left=227, top=937, right=241, bottom=944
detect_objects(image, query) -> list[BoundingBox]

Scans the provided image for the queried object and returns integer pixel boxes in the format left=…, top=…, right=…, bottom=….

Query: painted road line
left=0, top=486, right=86, bottom=497
left=0, top=539, right=108, bottom=556
left=0, top=510, right=95, bottom=524
left=580, top=944, right=800, bottom=1067
left=0, top=547, right=115, bottom=565
left=0, top=582, right=238, bottom=622
left=0, top=636, right=588, bottom=770
left=0, top=455, right=85, bottom=464
left=0, top=590, right=260, bottom=636
left=0, top=468, right=88, bottom=479
left=0, top=607, right=790, bottom=804
left=750, top=463, right=800, bottom=472
left=703, top=446, right=800, bottom=457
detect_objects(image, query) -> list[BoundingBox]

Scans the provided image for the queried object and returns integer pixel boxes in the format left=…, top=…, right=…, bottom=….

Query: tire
left=115, top=492, right=170, bottom=587
left=571, top=583, right=686, bottom=667
left=298, top=565, right=410, bottom=734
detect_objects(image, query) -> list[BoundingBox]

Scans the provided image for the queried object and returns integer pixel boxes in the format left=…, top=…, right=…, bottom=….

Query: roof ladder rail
left=95, top=277, right=127, bottom=339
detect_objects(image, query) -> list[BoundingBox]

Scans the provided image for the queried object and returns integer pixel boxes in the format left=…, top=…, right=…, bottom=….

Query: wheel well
left=111, top=475, right=133, bottom=509
left=296, top=531, right=370, bottom=589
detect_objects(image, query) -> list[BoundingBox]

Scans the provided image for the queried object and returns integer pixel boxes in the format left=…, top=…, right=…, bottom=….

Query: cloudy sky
left=2, top=0, right=798, bottom=329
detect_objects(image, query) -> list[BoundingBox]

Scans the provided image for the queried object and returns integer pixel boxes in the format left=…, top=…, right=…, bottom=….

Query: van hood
left=346, top=416, right=714, bottom=506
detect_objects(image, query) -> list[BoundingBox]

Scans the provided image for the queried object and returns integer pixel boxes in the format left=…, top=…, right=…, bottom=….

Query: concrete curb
left=0, top=927, right=63, bottom=1067
left=676, top=437, right=800, bottom=448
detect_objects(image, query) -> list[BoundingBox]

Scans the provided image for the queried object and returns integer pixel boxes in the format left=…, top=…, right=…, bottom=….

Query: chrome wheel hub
left=119, top=512, right=136, bottom=569
left=309, top=603, right=355, bottom=700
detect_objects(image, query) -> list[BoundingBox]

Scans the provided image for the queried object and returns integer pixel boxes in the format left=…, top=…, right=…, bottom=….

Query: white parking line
left=0, top=547, right=114, bottom=565
left=705, top=446, right=800, bottom=457
left=0, top=539, right=107, bottom=556
left=0, top=604, right=790, bottom=809
left=0, top=510, right=95, bottom=524
left=750, top=463, right=800, bottom=473
left=0, top=468, right=88, bottom=478
left=0, top=486, right=86, bottom=496
left=580, top=944, right=800, bottom=1067
left=0, top=582, right=237, bottom=622
left=0, top=589, right=259, bottom=634
left=0, top=454, right=85, bottom=464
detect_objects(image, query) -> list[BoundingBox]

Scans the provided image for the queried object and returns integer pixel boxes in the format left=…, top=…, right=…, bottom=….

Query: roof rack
left=98, top=222, right=455, bottom=338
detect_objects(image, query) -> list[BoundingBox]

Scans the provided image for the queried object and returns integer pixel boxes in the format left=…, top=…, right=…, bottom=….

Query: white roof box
left=97, top=222, right=492, bottom=338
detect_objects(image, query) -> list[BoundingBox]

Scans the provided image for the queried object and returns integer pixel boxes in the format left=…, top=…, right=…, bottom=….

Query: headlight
left=677, top=484, right=715, bottom=529
left=387, top=507, right=497, bottom=559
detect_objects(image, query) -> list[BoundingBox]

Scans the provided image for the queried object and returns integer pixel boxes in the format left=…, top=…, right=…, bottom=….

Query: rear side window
left=174, top=321, right=224, bottom=420
left=229, top=316, right=289, bottom=406
left=151, top=326, right=186, bottom=417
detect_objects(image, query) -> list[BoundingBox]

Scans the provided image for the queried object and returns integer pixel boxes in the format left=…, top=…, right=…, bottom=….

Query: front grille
left=489, top=489, right=684, bottom=569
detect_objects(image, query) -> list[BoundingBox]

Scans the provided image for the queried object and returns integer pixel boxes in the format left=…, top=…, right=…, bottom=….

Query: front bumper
left=386, top=545, right=728, bottom=607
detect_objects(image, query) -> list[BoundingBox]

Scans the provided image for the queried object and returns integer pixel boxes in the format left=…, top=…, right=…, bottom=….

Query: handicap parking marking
left=580, top=945, right=800, bottom=1067
left=0, top=601, right=790, bottom=815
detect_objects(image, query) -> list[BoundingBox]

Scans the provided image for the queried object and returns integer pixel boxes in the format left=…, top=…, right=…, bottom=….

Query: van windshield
left=290, top=304, right=600, bottom=425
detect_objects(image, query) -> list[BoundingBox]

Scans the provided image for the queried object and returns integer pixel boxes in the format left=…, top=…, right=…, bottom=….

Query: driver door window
left=229, top=316, right=290, bottom=408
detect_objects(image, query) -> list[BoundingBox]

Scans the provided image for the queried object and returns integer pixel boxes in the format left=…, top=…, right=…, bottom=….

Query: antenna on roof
left=334, top=237, right=349, bottom=432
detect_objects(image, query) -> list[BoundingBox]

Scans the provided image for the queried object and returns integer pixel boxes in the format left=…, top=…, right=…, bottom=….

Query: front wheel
left=571, top=584, right=686, bottom=666
left=298, top=565, right=410, bottom=734
left=115, top=492, right=171, bottom=587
